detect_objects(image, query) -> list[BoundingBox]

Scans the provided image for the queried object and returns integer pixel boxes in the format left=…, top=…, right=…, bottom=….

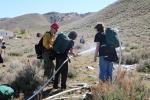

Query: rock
left=86, top=66, right=95, bottom=70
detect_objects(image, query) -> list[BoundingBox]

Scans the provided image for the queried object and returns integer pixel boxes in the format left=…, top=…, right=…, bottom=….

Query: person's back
left=53, top=31, right=78, bottom=90
left=53, top=32, right=70, bottom=55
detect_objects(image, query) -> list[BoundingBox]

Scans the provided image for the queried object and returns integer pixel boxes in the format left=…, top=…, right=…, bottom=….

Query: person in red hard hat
left=42, top=22, right=59, bottom=83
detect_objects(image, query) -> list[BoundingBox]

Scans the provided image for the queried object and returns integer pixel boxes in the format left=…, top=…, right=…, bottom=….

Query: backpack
left=35, top=37, right=44, bottom=59
left=0, top=84, right=14, bottom=99
left=35, top=31, right=51, bottom=59
left=105, top=28, right=119, bottom=48
left=53, top=32, right=70, bottom=54
left=99, top=28, right=119, bottom=62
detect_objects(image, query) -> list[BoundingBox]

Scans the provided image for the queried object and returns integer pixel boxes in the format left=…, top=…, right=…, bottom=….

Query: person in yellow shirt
left=42, top=22, right=59, bottom=82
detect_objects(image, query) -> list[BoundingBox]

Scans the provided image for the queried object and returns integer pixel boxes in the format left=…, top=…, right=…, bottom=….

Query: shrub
left=130, top=43, right=138, bottom=50
left=8, top=52, right=23, bottom=57
left=121, top=52, right=139, bottom=64
left=11, top=70, right=40, bottom=94
left=10, top=60, right=42, bottom=96
left=91, top=68, right=149, bottom=100
left=122, top=47, right=150, bottom=65
left=24, top=48, right=32, bottom=53
left=19, top=29, right=26, bottom=35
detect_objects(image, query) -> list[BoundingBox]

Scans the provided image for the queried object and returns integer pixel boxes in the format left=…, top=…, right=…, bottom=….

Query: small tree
left=19, top=29, right=26, bottom=35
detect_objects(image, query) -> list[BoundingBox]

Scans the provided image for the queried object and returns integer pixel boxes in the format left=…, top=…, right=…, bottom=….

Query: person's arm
left=69, top=48, right=77, bottom=57
left=94, top=42, right=100, bottom=62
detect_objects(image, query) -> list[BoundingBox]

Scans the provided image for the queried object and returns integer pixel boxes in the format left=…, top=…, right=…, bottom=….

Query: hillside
left=59, top=0, right=150, bottom=68
left=44, top=12, right=91, bottom=25
left=0, top=12, right=91, bottom=32
left=0, top=0, right=149, bottom=39
left=61, top=0, right=150, bottom=45
left=0, top=13, right=49, bottom=32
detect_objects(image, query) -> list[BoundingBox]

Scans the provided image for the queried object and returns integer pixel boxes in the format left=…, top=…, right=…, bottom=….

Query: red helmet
left=50, top=22, right=59, bottom=31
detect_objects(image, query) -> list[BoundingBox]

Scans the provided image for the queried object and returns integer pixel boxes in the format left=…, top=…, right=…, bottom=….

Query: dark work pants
left=42, top=50, right=55, bottom=79
left=54, top=55, right=68, bottom=89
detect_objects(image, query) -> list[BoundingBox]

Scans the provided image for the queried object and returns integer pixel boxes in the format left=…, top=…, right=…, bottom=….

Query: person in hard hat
left=42, top=22, right=59, bottom=82
left=80, top=36, right=85, bottom=44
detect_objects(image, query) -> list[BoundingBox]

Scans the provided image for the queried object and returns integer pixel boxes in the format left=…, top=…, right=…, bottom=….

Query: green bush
left=11, top=63, right=42, bottom=95
left=12, top=68, right=40, bottom=94
left=19, top=29, right=26, bottom=35
left=8, top=52, right=23, bottom=57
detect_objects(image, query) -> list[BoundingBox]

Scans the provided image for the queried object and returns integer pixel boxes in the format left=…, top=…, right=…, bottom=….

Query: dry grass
left=91, top=68, right=150, bottom=100
left=0, top=58, right=43, bottom=96
left=121, top=47, right=150, bottom=65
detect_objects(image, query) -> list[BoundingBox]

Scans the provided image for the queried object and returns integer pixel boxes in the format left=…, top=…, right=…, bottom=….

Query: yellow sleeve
left=43, top=33, right=51, bottom=49
left=49, top=35, right=55, bottom=49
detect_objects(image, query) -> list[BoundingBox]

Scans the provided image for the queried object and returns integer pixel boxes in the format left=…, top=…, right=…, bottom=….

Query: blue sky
left=0, top=0, right=117, bottom=18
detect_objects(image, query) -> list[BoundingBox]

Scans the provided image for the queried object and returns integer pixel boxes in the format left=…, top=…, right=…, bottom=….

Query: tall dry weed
left=91, top=68, right=149, bottom=100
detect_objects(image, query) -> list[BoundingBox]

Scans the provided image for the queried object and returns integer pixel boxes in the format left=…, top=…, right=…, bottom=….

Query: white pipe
left=50, top=96, right=81, bottom=100
left=43, top=87, right=83, bottom=100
